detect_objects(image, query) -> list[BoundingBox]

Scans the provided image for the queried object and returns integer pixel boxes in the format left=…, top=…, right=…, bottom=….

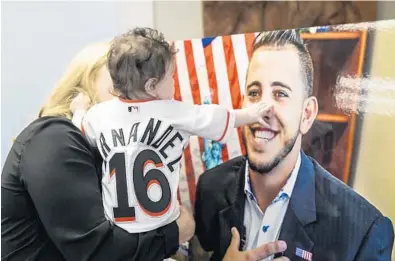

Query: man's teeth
left=255, top=130, right=275, bottom=140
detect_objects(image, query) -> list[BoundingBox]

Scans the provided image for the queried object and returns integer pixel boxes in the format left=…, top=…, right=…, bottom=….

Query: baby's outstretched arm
left=168, top=100, right=272, bottom=144
left=233, top=101, right=273, bottom=128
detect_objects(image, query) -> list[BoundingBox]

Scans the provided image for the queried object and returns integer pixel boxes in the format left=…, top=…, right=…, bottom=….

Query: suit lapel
left=277, top=151, right=316, bottom=260
left=218, top=159, right=247, bottom=258
left=216, top=152, right=317, bottom=260
left=278, top=207, right=314, bottom=259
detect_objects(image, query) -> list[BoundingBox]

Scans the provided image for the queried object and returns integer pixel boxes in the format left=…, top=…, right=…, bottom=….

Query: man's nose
left=262, top=104, right=274, bottom=121
left=259, top=93, right=275, bottom=120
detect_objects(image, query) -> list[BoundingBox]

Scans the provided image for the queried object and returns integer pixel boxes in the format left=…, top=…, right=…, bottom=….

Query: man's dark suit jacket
left=194, top=151, right=394, bottom=261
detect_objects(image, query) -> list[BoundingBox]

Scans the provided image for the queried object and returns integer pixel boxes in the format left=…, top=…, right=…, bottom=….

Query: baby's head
left=108, top=27, right=177, bottom=100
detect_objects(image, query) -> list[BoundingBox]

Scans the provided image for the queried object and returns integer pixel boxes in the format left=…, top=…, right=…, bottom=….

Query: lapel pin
left=295, top=247, right=312, bottom=261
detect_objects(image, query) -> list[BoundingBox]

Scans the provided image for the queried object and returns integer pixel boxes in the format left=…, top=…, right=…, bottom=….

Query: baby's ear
left=144, top=78, right=158, bottom=96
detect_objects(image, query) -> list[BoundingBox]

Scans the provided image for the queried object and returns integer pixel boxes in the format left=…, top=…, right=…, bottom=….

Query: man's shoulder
left=312, top=158, right=382, bottom=222
left=197, top=156, right=246, bottom=192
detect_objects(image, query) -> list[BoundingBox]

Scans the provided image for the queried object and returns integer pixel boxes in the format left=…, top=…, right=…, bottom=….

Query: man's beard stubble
left=244, top=127, right=300, bottom=175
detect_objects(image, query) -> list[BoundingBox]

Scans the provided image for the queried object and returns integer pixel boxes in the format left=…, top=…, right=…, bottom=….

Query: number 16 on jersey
left=107, top=149, right=172, bottom=222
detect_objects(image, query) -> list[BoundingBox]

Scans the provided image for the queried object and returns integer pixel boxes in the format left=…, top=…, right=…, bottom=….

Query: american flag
left=295, top=247, right=313, bottom=261
left=172, top=32, right=260, bottom=210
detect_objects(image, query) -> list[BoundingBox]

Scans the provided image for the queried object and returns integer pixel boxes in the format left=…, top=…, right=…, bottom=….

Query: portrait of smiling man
left=194, top=29, right=394, bottom=261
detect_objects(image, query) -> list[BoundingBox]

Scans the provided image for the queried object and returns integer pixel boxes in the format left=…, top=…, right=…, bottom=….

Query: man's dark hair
left=108, top=27, right=176, bottom=99
left=252, top=29, right=314, bottom=97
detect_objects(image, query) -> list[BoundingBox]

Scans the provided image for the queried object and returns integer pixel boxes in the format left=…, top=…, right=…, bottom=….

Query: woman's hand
left=70, top=93, right=90, bottom=113
left=176, top=206, right=195, bottom=244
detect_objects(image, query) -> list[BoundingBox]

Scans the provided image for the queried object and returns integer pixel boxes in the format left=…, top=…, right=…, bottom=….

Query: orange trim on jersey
left=114, top=217, right=136, bottom=222
left=118, top=97, right=156, bottom=103
left=80, top=123, right=86, bottom=135
left=143, top=160, right=163, bottom=170
left=147, top=180, right=160, bottom=188
left=139, top=197, right=172, bottom=217
left=110, top=168, right=116, bottom=178
left=155, top=163, right=163, bottom=168
left=218, top=110, right=230, bottom=142
left=80, top=115, right=86, bottom=135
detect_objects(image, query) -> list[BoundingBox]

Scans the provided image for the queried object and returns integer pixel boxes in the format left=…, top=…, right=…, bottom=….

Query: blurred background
left=2, top=1, right=395, bottom=259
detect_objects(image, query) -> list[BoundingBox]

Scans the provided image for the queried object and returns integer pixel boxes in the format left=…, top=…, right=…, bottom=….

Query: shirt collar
left=244, top=152, right=301, bottom=204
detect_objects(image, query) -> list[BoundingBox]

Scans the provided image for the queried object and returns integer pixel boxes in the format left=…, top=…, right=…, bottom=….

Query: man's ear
left=144, top=78, right=158, bottom=96
left=300, top=96, right=318, bottom=135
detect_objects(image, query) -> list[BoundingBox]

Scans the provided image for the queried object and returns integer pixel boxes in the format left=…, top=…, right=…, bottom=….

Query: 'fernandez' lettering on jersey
left=98, top=118, right=184, bottom=173
left=79, top=98, right=235, bottom=233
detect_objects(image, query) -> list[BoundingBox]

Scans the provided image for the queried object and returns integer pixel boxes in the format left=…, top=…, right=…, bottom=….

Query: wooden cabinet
left=300, top=31, right=367, bottom=184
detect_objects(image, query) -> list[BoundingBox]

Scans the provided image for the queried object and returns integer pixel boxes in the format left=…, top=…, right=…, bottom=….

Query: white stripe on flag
left=190, top=38, right=211, bottom=181
left=174, top=40, right=205, bottom=183
left=191, top=39, right=212, bottom=104
left=231, top=34, right=249, bottom=95
left=174, top=41, right=192, bottom=103
left=211, top=37, right=242, bottom=159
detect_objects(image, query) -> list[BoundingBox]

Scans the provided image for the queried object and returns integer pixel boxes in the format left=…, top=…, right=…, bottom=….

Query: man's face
left=243, top=45, right=311, bottom=173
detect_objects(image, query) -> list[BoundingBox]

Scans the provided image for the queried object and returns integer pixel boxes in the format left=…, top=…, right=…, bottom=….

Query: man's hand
left=176, top=206, right=195, bottom=244
left=223, top=227, right=289, bottom=261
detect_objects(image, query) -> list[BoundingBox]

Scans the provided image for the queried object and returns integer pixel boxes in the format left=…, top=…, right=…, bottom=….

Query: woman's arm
left=20, top=119, right=179, bottom=261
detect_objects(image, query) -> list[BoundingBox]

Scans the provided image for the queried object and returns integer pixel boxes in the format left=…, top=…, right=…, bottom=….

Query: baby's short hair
left=108, top=27, right=176, bottom=99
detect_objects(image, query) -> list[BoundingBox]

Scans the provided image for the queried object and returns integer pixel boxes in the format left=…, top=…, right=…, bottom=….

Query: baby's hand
left=70, top=93, right=90, bottom=113
left=247, top=101, right=273, bottom=125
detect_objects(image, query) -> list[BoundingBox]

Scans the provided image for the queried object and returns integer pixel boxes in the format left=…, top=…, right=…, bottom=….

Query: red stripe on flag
left=245, top=33, right=256, bottom=60
left=203, top=43, right=218, bottom=104
left=173, top=62, right=183, bottom=204
left=184, top=41, right=205, bottom=169
left=184, top=41, right=202, bottom=104
left=222, top=36, right=246, bottom=155
left=183, top=144, right=196, bottom=207
left=173, top=61, right=196, bottom=208
left=203, top=40, right=229, bottom=162
left=174, top=62, right=182, bottom=101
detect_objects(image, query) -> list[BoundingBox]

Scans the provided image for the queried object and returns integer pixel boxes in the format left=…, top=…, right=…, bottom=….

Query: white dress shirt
left=243, top=153, right=301, bottom=261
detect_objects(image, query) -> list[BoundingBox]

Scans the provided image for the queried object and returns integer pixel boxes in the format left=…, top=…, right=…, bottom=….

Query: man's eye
left=248, top=90, right=259, bottom=97
left=275, top=91, right=288, bottom=98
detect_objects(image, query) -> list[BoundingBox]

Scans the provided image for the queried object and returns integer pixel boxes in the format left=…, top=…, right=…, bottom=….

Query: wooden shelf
left=301, top=31, right=362, bottom=40
left=317, top=113, right=349, bottom=123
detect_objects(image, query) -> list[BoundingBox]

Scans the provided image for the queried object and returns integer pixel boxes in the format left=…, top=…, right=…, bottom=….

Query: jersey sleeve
left=72, top=109, right=97, bottom=147
left=170, top=102, right=236, bottom=143
left=19, top=120, right=179, bottom=260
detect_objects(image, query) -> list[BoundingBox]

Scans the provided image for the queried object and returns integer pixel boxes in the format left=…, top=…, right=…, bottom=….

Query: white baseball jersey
left=73, top=97, right=235, bottom=233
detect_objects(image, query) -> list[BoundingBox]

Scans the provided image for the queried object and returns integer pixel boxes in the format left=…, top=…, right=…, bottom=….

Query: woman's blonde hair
left=39, top=42, right=110, bottom=119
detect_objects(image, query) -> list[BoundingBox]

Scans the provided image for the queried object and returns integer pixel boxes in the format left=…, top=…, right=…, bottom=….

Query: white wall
left=377, top=1, right=395, bottom=20
left=154, top=1, right=203, bottom=41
